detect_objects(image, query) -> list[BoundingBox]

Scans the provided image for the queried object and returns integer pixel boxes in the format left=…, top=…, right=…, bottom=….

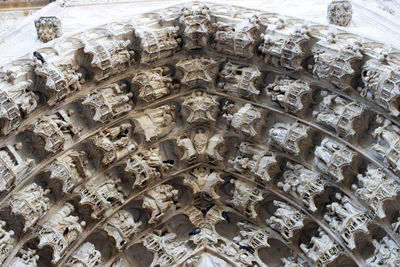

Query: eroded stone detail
left=0, top=220, right=15, bottom=265
left=176, top=57, right=218, bottom=86
left=278, top=162, right=325, bottom=212
left=223, top=102, right=261, bottom=137
left=34, top=16, right=62, bottom=43
left=180, top=5, right=212, bottom=49
left=11, top=248, right=40, bottom=267
left=228, top=179, right=263, bottom=219
left=184, top=167, right=224, bottom=200
left=218, top=62, right=261, bottom=97
left=82, top=82, right=132, bottom=123
left=366, top=236, right=400, bottom=266
left=67, top=242, right=102, bottom=267
left=327, top=1, right=352, bottom=27
left=142, top=184, right=179, bottom=224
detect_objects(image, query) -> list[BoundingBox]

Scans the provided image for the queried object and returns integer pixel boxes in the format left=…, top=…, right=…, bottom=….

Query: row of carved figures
left=0, top=4, right=399, bottom=134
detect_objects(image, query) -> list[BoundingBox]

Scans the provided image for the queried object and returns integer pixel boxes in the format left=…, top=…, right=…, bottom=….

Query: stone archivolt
left=0, top=2, right=400, bottom=267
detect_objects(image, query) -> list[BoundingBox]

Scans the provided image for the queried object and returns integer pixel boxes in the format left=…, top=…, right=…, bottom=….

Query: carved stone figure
left=176, top=130, right=224, bottom=163
left=229, top=179, right=263, bottom=219
left=218, top=62, right=261, bottom=97
left=323, top=193, right=373, bottom=249
left=212, top=17, right=261, bottom=58
left=176, top=57, right=218, bottom=87
left=266, top=77, right=312, bottom=115
left=300, top=228, right=343, bottom=266
left=0, top=144, right=33, bottom=192
left=46, top=150, right=90, bottom=194
left=26, top=110, right=81, bottom=153
left=36, top=203, right=86, bottom=263
left=269, top=121, right=313, bottom=157
left=314, top=137, right=358, bottom=182
left=83, top=37, right=134, bottom=81
left=182, top=91, right=219, bottom=124
left=135, top=26, right=181, bottom=63
left=10, top=248, right=40, bottom=267
left=223, top=102, right=261, bottom=137
left=267, top=200, right=305, bottom=240
left=280, top=255, right=307, bottom=267
left=34, top=61, right=84, bottom=105
left=360, top=61, right=400, bottom=117
left=179, top=5, right=212, bottom=49
left=134, top=105, right=176, bottom=141
left=9, top=183, right=50, bottom=231
left=313, top=43, right=362, bottom=90
left=34, top=16, right=62, bottom=42
left=0, top=79, right=37, bottom=135
left=92, top=123, right=136, bottom=166
left=228, top=142, right=279, bottom=183
left=314, top=93, right=369, bottom=140
left=366, top=236, right=400, bottom=267
left=372, top=117, right=400, bottom=175
left=278, top=162, right=325, bottom=212
left=76, top=177, right=124, bottom=219
left=82, top=82, right=132, bottom=123
left=67, top=242, right=102, bottom=267
left=259, top=26, right=311, bottom=70
left=103, top=210, right=142, bottom=250
left=352, top=164, right=399, bottom=218
left=142, top=184, right=179, bottom=224
left=131, top=67, right=179, bottom=102
left=327, top=1, right=352, bottom=27
left=0, top=220, right=15, bottom=265
left=184, top=167, right=224, bottom=200
left=125, top=147, right=172, bottom=190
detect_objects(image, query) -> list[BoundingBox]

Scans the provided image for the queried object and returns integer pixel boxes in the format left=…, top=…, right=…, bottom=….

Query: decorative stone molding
left=34, top=16, right=62, bottom=43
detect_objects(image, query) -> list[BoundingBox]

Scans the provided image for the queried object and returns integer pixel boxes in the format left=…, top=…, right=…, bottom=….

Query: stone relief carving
left=300, top=228, right=343, bottom=266
left=184, top=167, right=224, bottom=200
left=134, top=105, right=176, bottom=142
left=312, top=42, right=362, bottom=90
left=228, top=179, right=263, bottom=219
left=223, top=102, right=261, bottom=137
left=212, top=17, right=261, bottom=58
left=228, top=142, right=279, bottom=183
left=176, top=57, right=218, bottom=87
left=36, top=203, right=86, bottom=263
left=67, top=242, right=102, bottom=267
left=125, top=147, right=172, bottom=189
left=327, top=1, right=352, bottom=27
left=142, top=184, right=179, bottom=224
left=103, top=210, right=142, bottom=250
left=83, top=37, right=134, bottom=81
left=176, top=129, right=224, bottom=163
left=91, top=123, right=136, bottom=166
left=278, top=162, right=325, bottom=212
left=218, top=62, right=261, bottom=97
left=10, top=248, right=40, bottom=267
left=259, top=26, right=311, bottom=70
left=179, top=5, right=212, bottom=49
left=9, top=183, right=50, bottom=231
left=131, top=67, right=179, bottom=102
left=34, top=60, right=84, bottom=106
left=76, top=177, right=124, bottom=219
left=0, top=144, right=33, bottom=192
left=266, top=76, right=312, bottom=115
left=313, top=92, right=369, bottom=140
left=26, top=110, right=81, bottom=153
left=34, top=16, right=62, bottom=43
left=314, top=137, right=358, bottom=182
left=0, top=220, right=15, bottom=265
left=366, top=236, right=400, bottom=266
left=352, top=164, right=399, bottom=219
left=182, top=91, right=219, bottom=124
left=82, top=82, right=132, bottom=123
left=46, top=150, right=90, bottom=194
left=269, top=121, right=313, bottom=157
left=135, top=26, right=181, bottom=63
left=323, top=193, right=374, bottom=249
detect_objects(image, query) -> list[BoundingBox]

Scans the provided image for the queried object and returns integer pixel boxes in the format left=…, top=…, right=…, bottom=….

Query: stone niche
left=0, top=1, right=399, bottom=267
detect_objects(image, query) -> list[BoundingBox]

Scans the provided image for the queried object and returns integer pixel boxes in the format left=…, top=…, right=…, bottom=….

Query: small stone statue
left=327, top=1, right=352, bottom=27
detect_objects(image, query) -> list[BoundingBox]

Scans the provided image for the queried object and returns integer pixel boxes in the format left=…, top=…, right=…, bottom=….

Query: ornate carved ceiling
left=0, top=1, right=400, bottom=267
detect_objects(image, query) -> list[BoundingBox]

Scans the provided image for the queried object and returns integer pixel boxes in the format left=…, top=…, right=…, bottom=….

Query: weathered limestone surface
left=0, top=2, right=399, bottom=267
